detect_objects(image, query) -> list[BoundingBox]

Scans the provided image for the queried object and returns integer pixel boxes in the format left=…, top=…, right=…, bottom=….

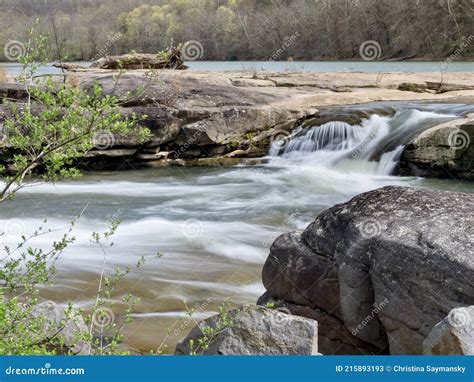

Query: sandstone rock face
left=400, top=117, right=474, bottom=180
left=31, top=301, right=91, bottom=355
left=73, top=71, right=312, bottom=169
left=175, top=305, right=319, bottom=355
left=423, top=306, right=474, bottom=355
left=2, top=71, right=474, bottom=172
left=260, top=186, right=474, bottom=354
left=69, top=71, right=474, bottom=170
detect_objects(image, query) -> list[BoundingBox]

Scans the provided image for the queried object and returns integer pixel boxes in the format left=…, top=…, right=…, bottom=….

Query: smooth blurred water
left=0, top=102, right=473, bottom=353
left=1, top=60, right=473, bottom=77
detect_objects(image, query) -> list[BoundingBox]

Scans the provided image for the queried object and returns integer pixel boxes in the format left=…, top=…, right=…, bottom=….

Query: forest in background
left=0, top=0, right=473, bottom=62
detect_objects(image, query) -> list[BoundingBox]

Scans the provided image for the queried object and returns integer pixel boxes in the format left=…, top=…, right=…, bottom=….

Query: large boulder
left=423, top=306, right=474, bottom=355
left=260, top=186, right=473, bottom=354
left=175, top=305, right=319, bottom=355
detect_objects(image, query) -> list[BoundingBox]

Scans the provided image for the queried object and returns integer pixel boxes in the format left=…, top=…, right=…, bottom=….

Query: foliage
left=0, top=0, right=473, bottom=62
left=0, top=217, right=161, bottom=355
left=0, top=25, right=154, bottom=355
left=0, top=24, right=151, bottom=201
left=0, top=220, right=75, bottom=355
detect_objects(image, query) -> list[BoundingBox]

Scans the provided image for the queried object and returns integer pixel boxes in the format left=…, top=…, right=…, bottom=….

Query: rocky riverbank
left=177, top=186, right=473, bottom=355
left=1, top=70, right=473, bottom=179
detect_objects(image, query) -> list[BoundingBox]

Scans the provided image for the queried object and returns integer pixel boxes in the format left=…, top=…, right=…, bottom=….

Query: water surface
left=1, top=60, right=472, bottom=77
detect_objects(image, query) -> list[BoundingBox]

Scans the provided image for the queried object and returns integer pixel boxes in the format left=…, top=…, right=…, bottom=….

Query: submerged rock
left=423, top=306, right=474, bottom=355
left=260, top=186, right=473, bottom=354
left=175, top=305, right=319, bottom=355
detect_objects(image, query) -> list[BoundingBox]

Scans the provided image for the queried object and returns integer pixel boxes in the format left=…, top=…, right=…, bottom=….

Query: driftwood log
left=90, top=49, right=187, bottom=70
left=53, top=48, right=187, bottom=71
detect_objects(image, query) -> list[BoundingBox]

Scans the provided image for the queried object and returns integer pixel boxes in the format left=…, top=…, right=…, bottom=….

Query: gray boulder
left=261, top=186, right=474, bottom=354
left=423, top=306, right=474, bottom=355
left=175, top=305, right=319, bottom=355
left=31, top=301, right=91, bottom=355
left=400, top=117, right=474, bottom=180
left=257, top=292, right=385, bottom=355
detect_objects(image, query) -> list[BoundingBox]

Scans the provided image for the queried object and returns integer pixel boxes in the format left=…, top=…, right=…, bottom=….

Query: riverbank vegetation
left=0, top=29, right=154, bottom=355
left=0, top=0, right=473, bottom=62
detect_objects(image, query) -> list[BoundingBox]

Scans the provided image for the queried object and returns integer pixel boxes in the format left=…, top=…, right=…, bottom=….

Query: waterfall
left=269, top=109, right=457, bottom=176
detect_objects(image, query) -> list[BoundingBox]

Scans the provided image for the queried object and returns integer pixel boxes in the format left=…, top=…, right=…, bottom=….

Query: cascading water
left=269, top=108, right=459, bottom=176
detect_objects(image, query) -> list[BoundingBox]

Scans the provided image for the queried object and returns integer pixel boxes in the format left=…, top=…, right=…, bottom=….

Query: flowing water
left=1, top=101, right=473, bottom=353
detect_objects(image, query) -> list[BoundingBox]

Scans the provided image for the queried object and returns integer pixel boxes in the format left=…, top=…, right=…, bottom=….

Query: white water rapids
left=1, top=102, right=473, bottom=353
left=269, top=109, right=457, bottom=175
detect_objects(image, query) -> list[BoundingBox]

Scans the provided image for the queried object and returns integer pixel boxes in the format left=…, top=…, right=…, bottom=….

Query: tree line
left=0, top=0, right=473, bottom=62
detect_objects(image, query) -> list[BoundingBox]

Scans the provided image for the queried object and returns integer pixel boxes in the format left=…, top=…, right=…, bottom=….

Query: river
left=1, top=60, right=473, bottom=77
left=0, top=85, right=473, bottom=352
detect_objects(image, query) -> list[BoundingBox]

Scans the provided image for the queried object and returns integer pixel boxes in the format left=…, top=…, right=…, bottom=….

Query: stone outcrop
left=64, top=71, right=317, bottom=169
left=259, top=186, right=474, bottom=355
left=2, top=70, right=474, bottom=172
left=175, top=305, right=319, bottom=355
left=400, top=116, right=474, bottom=180
left=31, top=301, right=91, bottom=355
left=423, top=306, right=474, bottom=355
left=71, top=71, right=474, bottom=170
